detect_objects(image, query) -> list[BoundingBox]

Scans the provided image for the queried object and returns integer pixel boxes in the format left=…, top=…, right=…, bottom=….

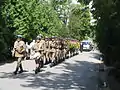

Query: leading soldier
left=12, top=35, right=26, bottom=75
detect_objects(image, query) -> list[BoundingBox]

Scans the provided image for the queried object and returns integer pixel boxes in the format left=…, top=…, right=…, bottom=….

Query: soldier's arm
left=38, top=42, right=44, bottom=51
left=39, top=47, right=44, bottom=51
left=12, top=42, right=17, bottom=57
left=14, top=41, right=18, bottom=50
left=43, top=41, right=46, bottom=50
left=20, top=41, right=26, bottom=52
left=32, top=44, right=39, bottom=52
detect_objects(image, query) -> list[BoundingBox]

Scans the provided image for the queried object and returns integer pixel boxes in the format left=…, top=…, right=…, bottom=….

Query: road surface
left=0, top=51, right=102, bottom=90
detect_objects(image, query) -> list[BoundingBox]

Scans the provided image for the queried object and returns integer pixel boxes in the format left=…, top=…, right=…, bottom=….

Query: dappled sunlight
left=0, top=52, right=101, bottom=90
left=20, top=56, right=99, bottom=90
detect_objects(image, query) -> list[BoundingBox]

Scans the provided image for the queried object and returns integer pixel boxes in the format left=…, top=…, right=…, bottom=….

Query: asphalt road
left=0, top=51, right=102, bottom=90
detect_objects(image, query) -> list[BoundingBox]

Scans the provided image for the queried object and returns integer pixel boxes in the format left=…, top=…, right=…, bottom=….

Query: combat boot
left=49, top=59, right=51, bottom=63
left=35, top=68, right=38, bottom=74
left=50, top=60, right=56, bottom=67
left=13, top=67, right=19, bottom=75
left=40, top=61, right=44, bottom=68
left=46, top=59, right=50, bottom=64
left=35, top=67, right=40, bottom=74
left=19, top=64, right=24, bottom=73
left=50, top=62, right=54, bottom=67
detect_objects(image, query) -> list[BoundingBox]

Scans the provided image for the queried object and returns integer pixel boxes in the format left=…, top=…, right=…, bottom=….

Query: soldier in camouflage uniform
left=59, top=38, right=64, bottom=61
left=58, top=38, right=63, bottom=62
left=62, top=39, right=68, bottom=60
left=44, top=36, right=50, bottom=64
left=49, top=37, right=56, bottom=67
left=40, top=36, right=46, bottom=67
left=13, top=35, right=26, bottom=75
left=54, top=38, right=60, bottom=63
left=31, top=35, right=45, bottom=74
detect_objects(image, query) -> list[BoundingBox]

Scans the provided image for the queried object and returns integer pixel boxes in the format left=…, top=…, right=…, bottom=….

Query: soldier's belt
left=50, top=47, right=55, bottom=49
left=39, top=49, right=44, bottom=51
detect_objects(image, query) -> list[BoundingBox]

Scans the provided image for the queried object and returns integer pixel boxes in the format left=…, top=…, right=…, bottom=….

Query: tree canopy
left=2, top=0, right=63, bottom=40
left=92, top=0, right=120, bottom=66
left=78, top=0, right=91, bottom=5
left=0, top=0, right=13, bottom=60
left=68, top=4, right=91, bottom=40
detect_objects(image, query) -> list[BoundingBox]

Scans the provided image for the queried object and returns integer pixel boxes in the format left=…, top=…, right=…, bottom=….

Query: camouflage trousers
left=16, top=57, right=24, bottom=68
left=49, top=52, right=55, bottom=62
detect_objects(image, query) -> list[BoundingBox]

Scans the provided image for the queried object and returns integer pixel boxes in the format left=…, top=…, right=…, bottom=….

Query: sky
left=71, top=0, right=79, bottom=4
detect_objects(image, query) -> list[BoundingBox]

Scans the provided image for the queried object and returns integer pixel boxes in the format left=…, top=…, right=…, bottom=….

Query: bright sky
left=71, top=0, right=79, bottom=4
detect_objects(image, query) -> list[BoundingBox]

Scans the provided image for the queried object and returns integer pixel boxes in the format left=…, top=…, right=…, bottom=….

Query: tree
left=92, top=0, right=120, bottom=66
left=68, top=4, right=91, bottom=40
left=50, top=0, right=72, bottom=37
left=78, top=0, right=91, bottom=5
left=0, top=0, right=13, bottom=60
left=2, top=0, right=62, bottom=40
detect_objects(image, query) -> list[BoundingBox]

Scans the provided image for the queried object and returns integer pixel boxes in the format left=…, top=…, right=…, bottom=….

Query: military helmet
left=36, top=34, right=42, bottom=40
left=17, top=35, right=23, bottom=38
left=51, top=36, right=54, bottom=38
left=45, top=36, right=48, bottom=38
left=36, top=36, right=41, bottom=40
left=39, top=34, right=43, bottom=37
left=52, top=36, right=57, bottom=39
left=45, top=36, right=49, bottom=39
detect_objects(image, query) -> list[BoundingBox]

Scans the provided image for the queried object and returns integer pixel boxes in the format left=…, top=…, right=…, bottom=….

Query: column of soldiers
left=12, top=34, right=76, bottom=75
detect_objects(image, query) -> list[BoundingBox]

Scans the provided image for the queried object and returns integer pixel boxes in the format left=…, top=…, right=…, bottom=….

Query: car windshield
left=82, top=42, right=89, bottom=45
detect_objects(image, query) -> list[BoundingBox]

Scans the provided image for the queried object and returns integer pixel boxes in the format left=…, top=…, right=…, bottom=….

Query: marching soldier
left=62, top=39, right=68, bottom=60
left=49, top=37, right=56, bottom=67
left=29, top=40, right=36, bottom=59
left=59, top=38, right=63, bottom=61
left=40, top=36, right=46, bottom=67
left=31, top=35, right=45, bottom=74
left=12, top=35, right=26, bottom=75
left=54, top=38, right=60, bottom=63
left=58, top=38, right=63, bottom=62
left=32, top=37, right=41, bottom=74
left=44, top=36, right=50, bottom=64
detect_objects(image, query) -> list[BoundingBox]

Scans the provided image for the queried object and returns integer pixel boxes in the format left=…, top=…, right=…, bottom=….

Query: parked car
left=81, top=40, right=93, bottom=51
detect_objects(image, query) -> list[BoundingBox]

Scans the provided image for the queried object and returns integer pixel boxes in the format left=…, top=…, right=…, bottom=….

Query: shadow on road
left=0, top=56, right=100, bottom=90
left=0, top=58, right=15, bottom=66
left=89, top=52, right=101, bottom=60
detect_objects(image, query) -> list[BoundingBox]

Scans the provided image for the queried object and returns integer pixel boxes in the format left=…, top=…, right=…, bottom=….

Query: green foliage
left=92, top=0, right=120, bottom=66
left=57, top=25, right=69, bottom=38
left=2, top=0, right=62, bottom=40
left=51, top=0, right=71, bottom=24
left=68, top=4, right=91, bottom=40
left=0, top=0, right=13, bottom=60
left=67, top=40, right=80, bottom=51
left=50, top=0, right=72, bottom=37
left=78, top=0, right=91, bottom=5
